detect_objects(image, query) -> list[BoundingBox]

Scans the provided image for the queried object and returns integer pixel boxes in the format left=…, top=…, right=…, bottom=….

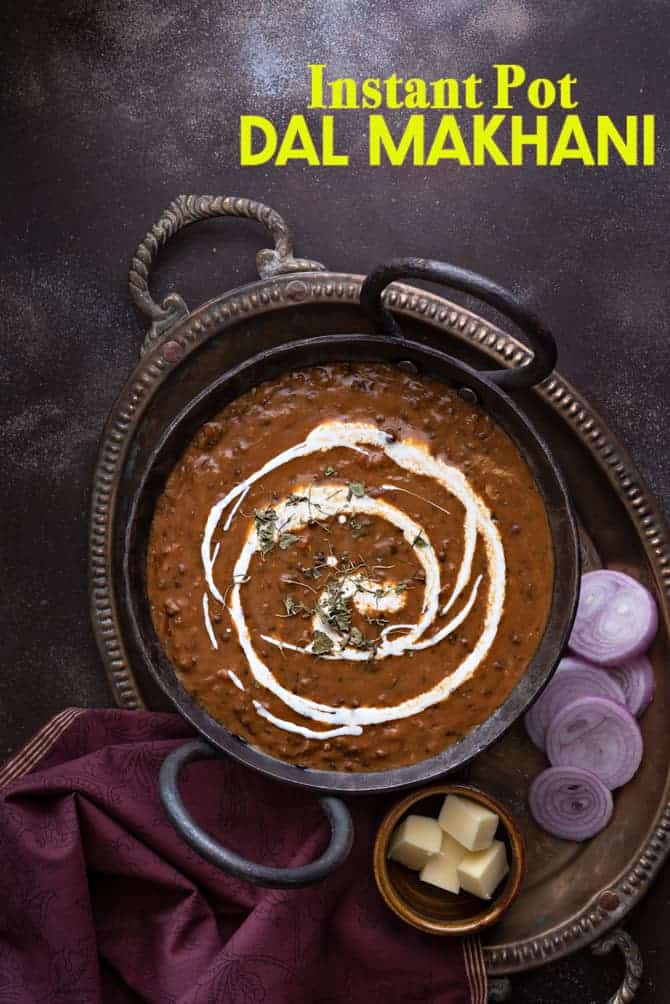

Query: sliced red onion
left=524, top=657, right=584, bottom=747
left=607, top=654, right=656, bottom=718
left=568, top=570, right=658, bottom=667
left=555, top=656, right=597, bottom=674
left=546, top=696, right=643, bottom=789
left=528, top=766, right=614, bottom=841
left=524, top=663, right=625, bottom=751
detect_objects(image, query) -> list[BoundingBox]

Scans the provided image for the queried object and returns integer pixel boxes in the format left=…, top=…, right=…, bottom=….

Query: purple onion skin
left=607, top=654, right=656, bottom=718
left=546, top=696, right=643, bottom=790
left=556, top=656, right=596, bottom=674
left=522, top=658, right=591, bottom=750
left=524, top=663, right=625, bottom=752
left=568, top=570, right=658, bottom=667
left=524, top=698, right=548, bottom=750
left=529, top=767, right=613, bottom=841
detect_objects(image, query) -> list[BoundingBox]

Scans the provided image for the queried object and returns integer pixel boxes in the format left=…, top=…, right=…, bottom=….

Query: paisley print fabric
left=0, top=709, right=485, bottom=1003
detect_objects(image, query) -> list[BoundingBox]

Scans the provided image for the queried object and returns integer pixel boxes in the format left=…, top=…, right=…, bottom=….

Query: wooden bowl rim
left=373, top=782, right=526, bottom=936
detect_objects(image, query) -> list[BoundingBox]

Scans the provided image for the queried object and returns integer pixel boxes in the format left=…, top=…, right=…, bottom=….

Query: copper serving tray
left=90, top=197, right=669, bottom=996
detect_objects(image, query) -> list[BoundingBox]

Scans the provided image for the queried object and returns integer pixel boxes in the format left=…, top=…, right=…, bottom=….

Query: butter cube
left=419, top=833, right=466, bottom=893
left=388, top=814, right=443, bottom=870
left=438, top=794, right=499, bottom=851
left=457, top=839, right=509, bottom=900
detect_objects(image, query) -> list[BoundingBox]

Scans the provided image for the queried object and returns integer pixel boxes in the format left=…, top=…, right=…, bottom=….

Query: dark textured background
left=1, top=1, right=668, bottom=1000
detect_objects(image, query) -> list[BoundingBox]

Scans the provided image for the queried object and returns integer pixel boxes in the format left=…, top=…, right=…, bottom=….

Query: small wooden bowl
left=373, top=783, right=525, bottom=936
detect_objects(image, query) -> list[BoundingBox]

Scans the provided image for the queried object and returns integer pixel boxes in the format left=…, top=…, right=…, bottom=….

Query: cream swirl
left=201, top=420, right=506, bottom=740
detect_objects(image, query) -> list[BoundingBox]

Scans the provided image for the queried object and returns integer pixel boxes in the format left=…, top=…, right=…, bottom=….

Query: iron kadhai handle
left=360, top=257, right=557, bottom=392
left=159, top=739, right=354, bottom=888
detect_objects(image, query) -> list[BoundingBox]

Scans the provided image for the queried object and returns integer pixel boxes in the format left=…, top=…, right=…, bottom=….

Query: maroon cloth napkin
left=0, top=709, right=486, bottom=1004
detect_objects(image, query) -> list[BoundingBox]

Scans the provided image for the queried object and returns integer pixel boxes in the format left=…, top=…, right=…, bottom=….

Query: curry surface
left=147, top=363, right=553, bottom=771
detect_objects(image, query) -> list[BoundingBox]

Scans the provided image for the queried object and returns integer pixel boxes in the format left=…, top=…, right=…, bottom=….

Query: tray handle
left=592, top=928, right=643, bottom=1003
left=159, top=739, right=354, bottom=888
left=486, top=928, right=643, bottom=1002
left=360, top=257, right=557, bottom=392
left=129, top=194, right=325, bottom=351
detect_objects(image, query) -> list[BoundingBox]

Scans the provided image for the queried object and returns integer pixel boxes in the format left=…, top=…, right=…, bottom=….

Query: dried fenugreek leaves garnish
left=254, top=508, right=278, bottom=554
left=311, top=631, right=334, bottom=655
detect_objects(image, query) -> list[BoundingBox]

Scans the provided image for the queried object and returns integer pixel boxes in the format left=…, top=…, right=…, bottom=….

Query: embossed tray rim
left=89, top=270, right=670, bottom=975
